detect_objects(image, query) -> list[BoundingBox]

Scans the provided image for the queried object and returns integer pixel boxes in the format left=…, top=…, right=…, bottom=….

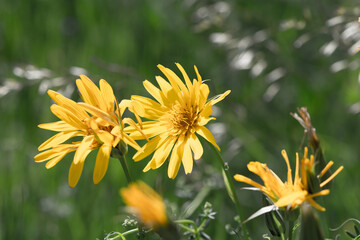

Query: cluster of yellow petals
left=120, top=181, right=168, bottom=228
left=123, top=63, right=230, bottom=179
left=234, top=148, right=343, bottom=211
left=35, top=75, right=142, bottom=187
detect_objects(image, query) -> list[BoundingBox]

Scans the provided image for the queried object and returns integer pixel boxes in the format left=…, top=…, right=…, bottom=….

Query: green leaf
left=222, top=168, right=235, bottom=203
left=243, top=205, right=278, bottom=224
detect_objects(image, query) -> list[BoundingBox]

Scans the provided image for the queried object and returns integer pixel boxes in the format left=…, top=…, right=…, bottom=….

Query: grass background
left=1, top=0, right=360, bottom=239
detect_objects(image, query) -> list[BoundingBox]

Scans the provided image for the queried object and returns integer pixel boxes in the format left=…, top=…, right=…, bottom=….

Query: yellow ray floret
left=120, top=181, right=168, bottom=228
left=35, top=75, right=142, bottom=187
left=123, top=63, right=230, bottom=179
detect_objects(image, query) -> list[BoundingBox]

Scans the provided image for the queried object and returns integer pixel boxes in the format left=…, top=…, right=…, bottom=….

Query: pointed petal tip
left=47, top=89, right=57, bottom=96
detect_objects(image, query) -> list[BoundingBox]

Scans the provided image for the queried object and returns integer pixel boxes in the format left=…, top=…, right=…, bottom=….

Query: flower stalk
left=208, top=142, right=250, bottom=240
left=119, top=155, right=133, bottom=184
left=111, top=141, right=133, bottom=184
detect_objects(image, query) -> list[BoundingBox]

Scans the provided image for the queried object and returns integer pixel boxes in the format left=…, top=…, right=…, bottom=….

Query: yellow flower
left=234, top=148, right=343, bottom=211
left=35, top=75, right=142, bottom=187
left=123, top=63, right=230, bottom=178
left=120, top=181, right=168, bottom=228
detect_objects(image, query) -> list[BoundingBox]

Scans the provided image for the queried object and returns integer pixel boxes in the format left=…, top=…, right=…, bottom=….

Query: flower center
left=83, top=116, right=115, bottom=146
left=167, top=104, right=199, bottom=136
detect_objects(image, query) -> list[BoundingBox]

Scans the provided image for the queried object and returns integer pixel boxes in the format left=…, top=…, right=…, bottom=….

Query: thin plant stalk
left=118, top=155, right=133, bottom=184
left=208, top=142, right=250, bottom=240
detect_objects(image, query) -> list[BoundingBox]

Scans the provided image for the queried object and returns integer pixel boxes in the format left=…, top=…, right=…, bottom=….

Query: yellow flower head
left=35, top=75, right=142, bottom=187
left=234, top=148, right=343, bottom=211
left=123, top=63, right=230, bottom=179
left=120, top=181, right=168, bottom=228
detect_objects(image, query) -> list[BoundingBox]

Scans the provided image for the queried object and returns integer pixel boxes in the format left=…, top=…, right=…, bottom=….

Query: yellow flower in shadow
left=120, top=181, right=168, bottom=228
left=35, top=75, right=143, bottom=187
left=234, top=148, right=343, bottom=211
left=123, top=63, right=230, bottom=178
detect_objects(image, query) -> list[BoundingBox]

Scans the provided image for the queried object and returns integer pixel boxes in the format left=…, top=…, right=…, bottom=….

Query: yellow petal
left=319, top=166, right=343, bottom=188
left=35, top=144, right=75, bottom=162
left=35, top=149, right=62, bottom=163
left=47, top=90, right=62, bottom=105
left=175, top=63, right=192, bottom=89
left=154, top=76, right=179, bottom=107
left=38, top=131, right=81, bottom=151
left=38, top=121, right=78, bottom=132
left=99, top=79, right=116, bottom=112
left=189, top=134, right=203, bottom=160
left=182, top=140, right=193, bottom=174
left=78, top=75, right=107, bottom=110
left=194, top=65, right=202, bottom=82
left=131, top=95, right=167, bottom=119
left=119, top=99, right=134, bottom=116
left=294, top=153, right=300, bottom=185
left=301, top=155, right=308, bottom=189
left=122, top=118, right=149, bottom=141
left=199, top=83, right=210, bottom=109
left=129, top=123, right=165, bottom=140
left=155, top=76, right=171, bottom=95
left=319, top=161, right=333, bottom=178
left=199, top=103, right=213, bottom=119
left=168, top=137, right=184, bottom=179
left=281, top=150, right=293, bottom=185
left=133, top=135, right=163, bottom=161
left=96, top=130, right=114, bottom=146
left=307, top=189, right=330, bottom=198
left=73, top=135, right=94, bottom=164
left=50, top=104, right=87, bottom=130
left=68, top=160, right=85, bottom=188
left=48, top=90, right=89, bottom=119
left=158, top=65, right=190, bottom=100
left=124, top=121, right=161, bottom=133
left=210, top=90, right=231, bottom=106
left=93, top=144, right=112, bottom=184
left=233, top=174, right=271, bottom=196
left=275, top=190, right=307, bottom=208
left=122, top=133, right=141, bottom=151
left=191, top=78, right=201, bottom=108
left=78, top=102, right=117, bottom=125
left=143, top=136, right=176, bottom=171
left=198, top=116, right=215, bottom=126
left=306, top=198, right=326, bottom=211
left=76, top=77, right=96, bottom=105
left=143, top=80, right=166, bottom=105
left=196, top=126, right=220, bottom=151
left=45, top=150, right=71, bottom=169
left=157, top=65, right=183, bottom=100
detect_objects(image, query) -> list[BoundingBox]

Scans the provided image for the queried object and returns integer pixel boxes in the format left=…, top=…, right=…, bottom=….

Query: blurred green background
left=1, top=0, right=360, bottom=239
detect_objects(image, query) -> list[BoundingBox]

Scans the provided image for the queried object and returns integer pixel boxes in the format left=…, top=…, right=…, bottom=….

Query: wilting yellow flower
left=122, top=63, right=230, bottom=178
left=120, top=181, right=168, bottom=228
left=35, top=75, right=143, bottom=187
left=234, top=148, right=343, bottom=211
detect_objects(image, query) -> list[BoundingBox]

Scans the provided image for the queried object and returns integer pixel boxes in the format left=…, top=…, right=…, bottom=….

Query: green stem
left=208, top=142, right=250, bottom=240
left=286, top=220, right=294, bottom=240
left=119, top=155, right=133, bottom=184
left=174, top=219, right=201, bottom=239
left=197, top=219, right=207, bottom=231
left=122, top=228, right=139, bottom=236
